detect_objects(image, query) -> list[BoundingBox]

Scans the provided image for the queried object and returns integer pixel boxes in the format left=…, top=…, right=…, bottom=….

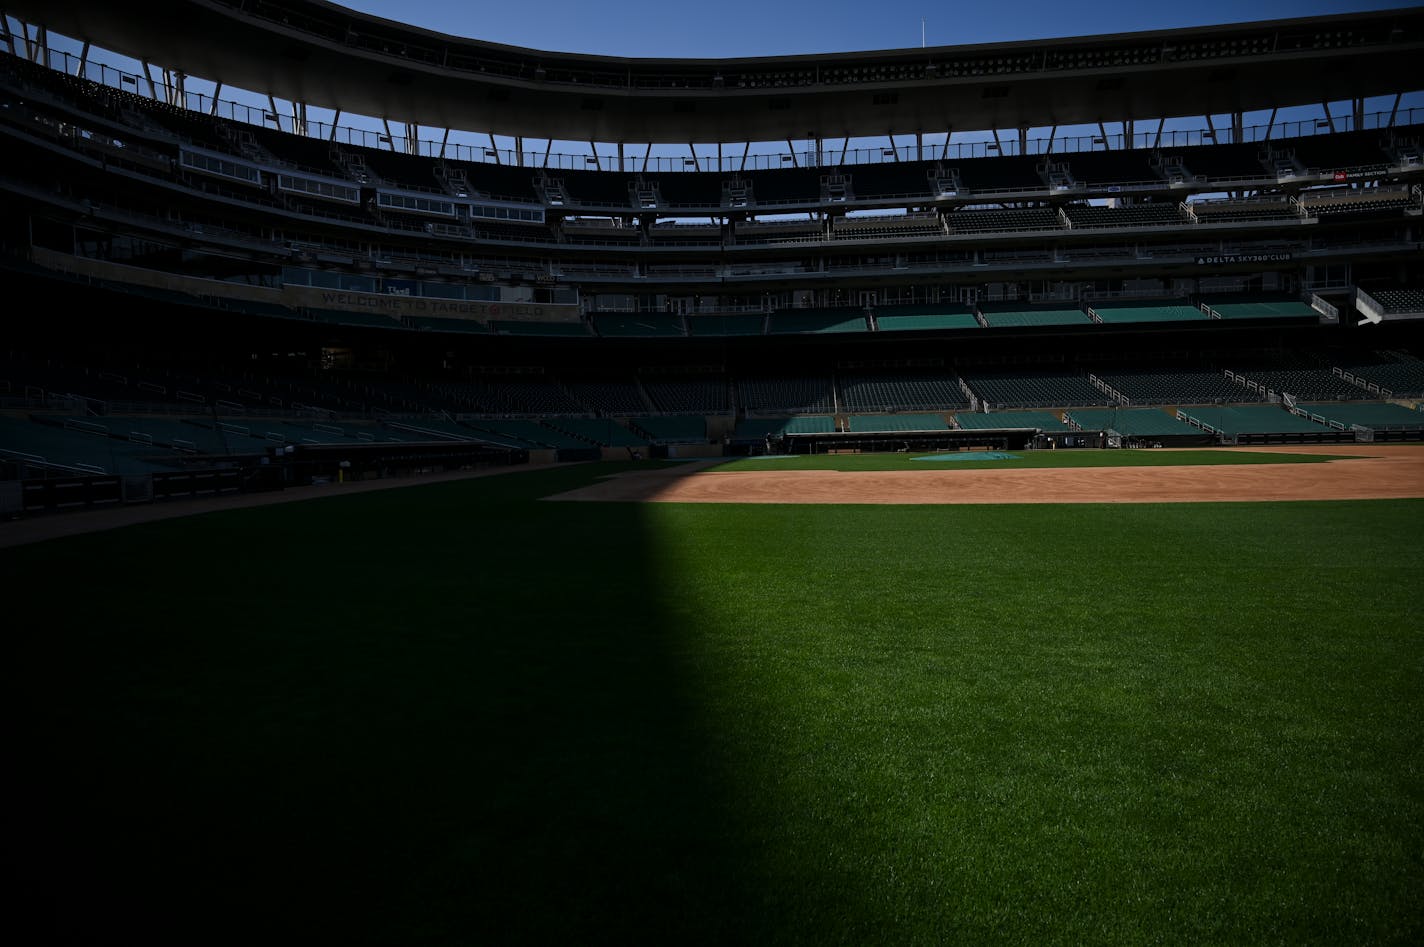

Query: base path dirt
left=548, top=446, right=1424, bottom=505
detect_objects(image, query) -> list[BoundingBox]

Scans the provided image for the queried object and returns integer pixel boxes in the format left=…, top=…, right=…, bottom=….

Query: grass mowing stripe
left=8, top=464, right=1421, bottom=944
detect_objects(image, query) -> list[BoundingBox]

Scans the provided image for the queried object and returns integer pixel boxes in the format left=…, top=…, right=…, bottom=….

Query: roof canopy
left=16, top=1, right=1424, bottom=143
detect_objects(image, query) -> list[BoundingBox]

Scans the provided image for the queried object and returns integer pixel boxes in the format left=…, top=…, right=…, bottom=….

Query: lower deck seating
left=845, top=414, right=948, bottom=433
left=1201, top=296, right=1316, bottom=320
left=738, top=376, right=835, bottom=414
left=545, top=418, right=648, bottom=447
left=838, top=373, right=970, bottom=412
left=629, top=416, right=707, bottom=444
left=1094, top=368, right=1258, bottom=405
left=978, top=306, right=1091, bottom=328
left=1064, top=408, right=1199, bottom=436
left=1089, top=301, right=1207, bottom=324
left=962, top=371, right=1110, bottom=408
left=954, top=410, right=1069, bottom=431
left=1177, top=405, right=1331, bottom=435
left=1298, top=402, right=1424, bottom=431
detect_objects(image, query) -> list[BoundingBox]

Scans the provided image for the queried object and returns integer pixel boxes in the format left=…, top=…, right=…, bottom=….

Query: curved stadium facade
left=1, top=0, right=1423, bottom=489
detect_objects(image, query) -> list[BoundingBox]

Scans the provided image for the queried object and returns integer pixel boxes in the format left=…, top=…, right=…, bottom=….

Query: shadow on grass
left=9, top=462, right=770, bottom=945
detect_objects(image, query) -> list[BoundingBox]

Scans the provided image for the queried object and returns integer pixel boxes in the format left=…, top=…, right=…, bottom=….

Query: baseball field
left=10, top=446, right=1424, bottom=945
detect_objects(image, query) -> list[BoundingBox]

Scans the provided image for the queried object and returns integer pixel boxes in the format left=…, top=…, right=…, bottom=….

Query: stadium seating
left=641, top=376, right=730, bottom=414
left=1297, top=402, right=1424, bottom=431
left=1177, top=405, right=1331, bottom=435
left=462, top=419, right=588, bottom=449
left=544, top=418, right=648, bottom=447
left=977, top=305, right=1093, bottom=328
left=738, top=376, right=836, bottom=414
left=1333, top=351, right=1424, bottom=396
left=561, top=379, right=649, bottom=415
left=766, top=309, right=869, bottom=334
left=1063, top=203, right=1186, bottom=228
left=729, top=416, right=835, bottom=441
left=1199, top=296, right=1317, bottom=319
left=1064, top=408, right=1199, bottom=436
left=784, top=416, right=837, bottom=434
left=947, top=206, right=1062, bottom=233
left=591, top=313, right=686, bottom=337
left=1365, top=290, right=1424, bottom=314
left=1088, top=300, right=1208, bottom=324
left=1230, top=358, right=1371, bottom=400
left=845, top=414, right=949, bottom=433
left=954, top=410, right=1070, bottom=431
left=628, top=416, right=708, bottom=444
left=1190, top=197, right=1299, bottom=221
left=872, top=303, right=981, bottom=332
left=961, top=370, right=1111, bottom=407
left=838, top=372, right=971, bottom=411
left=1094, top=367, right=1258, bottom=404
left=687, top=314, right=767, bottom=336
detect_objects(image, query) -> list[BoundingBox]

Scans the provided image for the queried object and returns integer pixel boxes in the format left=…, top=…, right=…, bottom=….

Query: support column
left=79, top=40, right=90, bottom=79
left=488, top=132, right=501, bottom=164
left=786, top=138, right=798, bottom=168
left=588, top=140, right=600, bottom=171
left=1321, top=102, right=1337, bottom=134
left=1017, top=125, right=1028, bottom=155
left=328, top=108, right=341, bottom=141
left=1352, top=97, right=1364, bottom=131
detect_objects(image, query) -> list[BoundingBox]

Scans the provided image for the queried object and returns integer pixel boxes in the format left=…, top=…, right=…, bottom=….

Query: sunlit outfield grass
left=10, top=462, right=1423, bottom=945
left=712, top=448, right=1359, bottom=472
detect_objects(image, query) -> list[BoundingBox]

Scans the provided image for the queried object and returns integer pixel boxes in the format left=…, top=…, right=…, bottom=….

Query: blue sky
left=337, top=0, right=1415, bottom=57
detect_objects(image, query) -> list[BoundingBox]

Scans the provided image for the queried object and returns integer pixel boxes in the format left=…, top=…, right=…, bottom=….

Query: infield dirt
left=548, top=445, right=1424, bottom=505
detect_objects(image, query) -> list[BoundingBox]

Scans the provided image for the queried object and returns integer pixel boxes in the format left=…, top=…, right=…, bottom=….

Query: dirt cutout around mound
left=547, top=446, right=1424, bottom=505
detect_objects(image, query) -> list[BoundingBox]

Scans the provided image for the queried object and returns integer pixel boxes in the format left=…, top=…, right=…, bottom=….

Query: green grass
left=712, top=448, right=1357, bottom=472
left=9, top=462, right=1423, bottom=945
